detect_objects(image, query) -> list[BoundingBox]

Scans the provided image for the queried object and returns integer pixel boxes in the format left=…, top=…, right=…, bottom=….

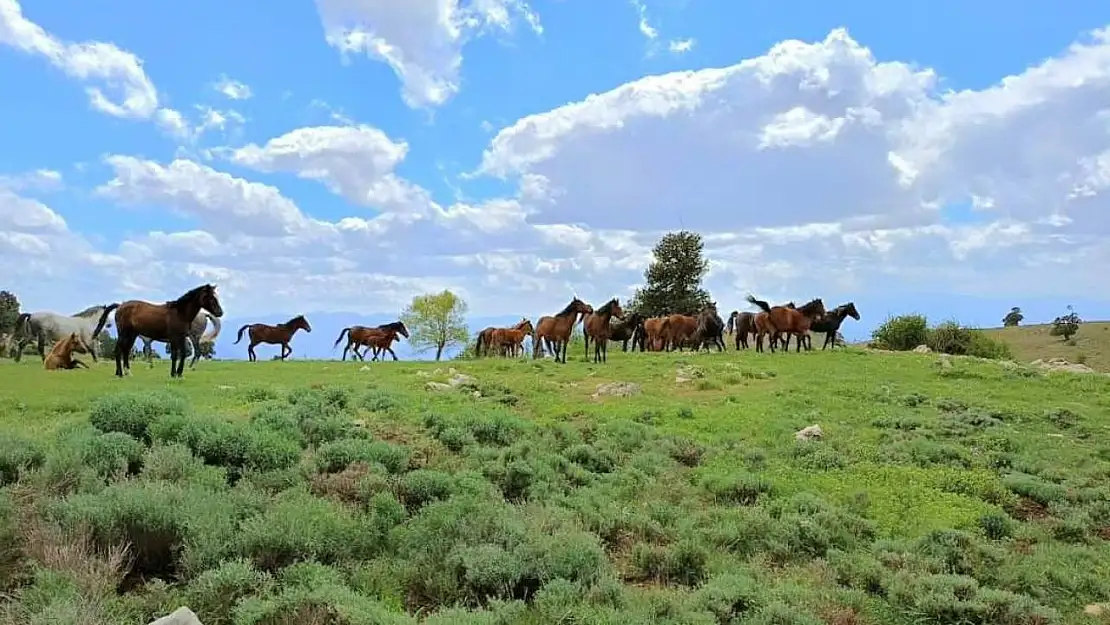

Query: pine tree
left=630, top=231, right=711, bottom=317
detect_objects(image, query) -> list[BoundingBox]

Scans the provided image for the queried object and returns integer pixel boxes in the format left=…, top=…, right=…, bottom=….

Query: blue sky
left=2, top=0, right=1110, bottom=359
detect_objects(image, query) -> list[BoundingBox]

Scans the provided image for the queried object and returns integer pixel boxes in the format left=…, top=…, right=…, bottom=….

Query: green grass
left=1, top=346, right=1109, bottom=624
left=983, top=321, right=1110, bottom=372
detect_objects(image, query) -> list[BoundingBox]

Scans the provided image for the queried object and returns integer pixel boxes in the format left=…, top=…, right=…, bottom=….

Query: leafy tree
left=401, top=289, right=471, bottom=361
left=1002, top=307, right=1023, bottom=327
left=1050, top=305, right=1081, bottom=340
left=629, top=230, right=711, bottom=317
left=99, top=335, right=142, bottom=359
left=0, top=290, right=20, bottom=336
left=161, top=340, right=215, bottom=360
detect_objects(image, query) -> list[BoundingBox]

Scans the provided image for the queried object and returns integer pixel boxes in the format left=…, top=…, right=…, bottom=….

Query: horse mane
left=596, top=298, right=619, bottom=316
left=282, top=315, right=305, bottom=326
left=378, top=321, right=405, bottom=332
left=169, top=284, right=212, bottom=312
left=71, top=305, right=104, bottom=317
left=798, top=298, right=824, bottom=315
left=556, top=299, right=582, bottom=316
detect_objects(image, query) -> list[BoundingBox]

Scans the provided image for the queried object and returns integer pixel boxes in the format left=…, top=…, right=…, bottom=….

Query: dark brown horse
left=97, top=284, right=224, bottom=378
left=746, top=295, right=825, bottom=353
left=803, top=302, right=860, bottom=350
left=583, top=298, right=624, bottom=363
left=693, top=302, right=726, bottom=352
left=333, top=321, right=409, bottom=361
left=727, top=311, right=756, bottom=350
left=534, top=297, right=592, bottom=363
left=474, top=326, right=497, bottom=357
left=235, top=315, right=312, bottom=361
left=610, top=312, right=645, bottom=352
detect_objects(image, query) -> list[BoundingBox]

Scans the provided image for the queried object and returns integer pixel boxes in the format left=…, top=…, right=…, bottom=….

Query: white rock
left=795, top=424, right=823, bottom=441
left=591, top=382, right=642, bottom=398
left=148, top=607, right=203, bottom=625
left=425, top=382, right=452, bottom=391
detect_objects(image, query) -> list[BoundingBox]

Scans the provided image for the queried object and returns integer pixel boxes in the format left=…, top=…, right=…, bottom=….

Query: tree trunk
left=435, top=343, right=444, bottom=361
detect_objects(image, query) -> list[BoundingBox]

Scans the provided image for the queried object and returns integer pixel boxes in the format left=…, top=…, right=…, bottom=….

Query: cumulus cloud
left=5, top=23, right=1110, bottom=321
left=314, top=0, right=542, bottom=107
left=212, top=75, right=253, bottom=100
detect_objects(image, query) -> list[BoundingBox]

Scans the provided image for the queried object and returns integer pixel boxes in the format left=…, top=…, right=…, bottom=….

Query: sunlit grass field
left=1, top=345, right=1108, bottom=624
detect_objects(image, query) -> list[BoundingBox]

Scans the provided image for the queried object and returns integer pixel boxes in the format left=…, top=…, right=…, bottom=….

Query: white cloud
left=212, top=75, right=253, bottom=100
left=668, top=38, right=695, bottom=54
left=0, top=168, right=62, bottom=192
left=6, top=24, right=1110, bottom=321
left=313, top=0, right=542, bottom=108
left=630, top=0, right=658, bottom=41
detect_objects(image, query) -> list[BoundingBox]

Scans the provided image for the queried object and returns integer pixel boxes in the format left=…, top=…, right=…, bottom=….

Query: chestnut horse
left=332, top=321, right=409, bottom=361
left=44, top=333, right=91, bottom=370
left=746, top=295, right=825, bottom=353
left=533, top=297, right=593, bottom=363
left=727, top=311, right=756, bottom=350
left=474, top=326, right=497, bottom=357
left=583, top=298, right=624, bottom=364
left=642, top=317, right=668, bottom=351
left=492, top=319, right=534, bottom=357
left=662, top=314, right=698, bottom=351
left=235, top=315, right=312, bottom=361
left=97, top=284, right=224, bottom=378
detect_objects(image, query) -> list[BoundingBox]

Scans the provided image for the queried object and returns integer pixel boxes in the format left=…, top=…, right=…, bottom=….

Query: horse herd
left=2, top=284, right=861, bottom=378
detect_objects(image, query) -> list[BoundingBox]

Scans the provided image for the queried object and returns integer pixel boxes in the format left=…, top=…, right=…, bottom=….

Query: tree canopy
left=629, top=230, right=711, bottom=317
left=0, top=290, right=20, bottom=336
left=401, top=290, right=471, bottom=361
left=1002, top=307, right=1023, bottom=327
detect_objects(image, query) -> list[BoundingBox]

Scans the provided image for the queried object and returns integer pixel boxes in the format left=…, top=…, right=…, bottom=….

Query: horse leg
left=584, top=334, right=590, bottom=359
left=823, top=332, right=833, bottom=350
left=189, top=335, right=201, bottom=368
left=248, top=342, right=258, bottom=362
left=37, top=334, right=46, bottom=361
left=280, top=342, right=289, bottom=361
left=71, top=357, right=88, bottom=369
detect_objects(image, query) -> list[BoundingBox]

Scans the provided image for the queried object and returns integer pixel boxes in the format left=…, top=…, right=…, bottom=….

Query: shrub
left=82, top=432, right=145, bottom=479
left=629, top=540, right=708, bottom=586
left=926, top=321, right=1012, bottom=360
left=151, top=414, right=300, bottom=476
left=700, top=472, right=773, bottom=505
left=315, top=439, right=411, bottom=474
left=88, top=390, right=188, bottom=442
left=141, top=443, right=227, bottom=489
left=185, top=559, right=272, bottom=625
left=872, top=314, right=929, bottom=351
left=0, top=433, right=45, bottom=486
left=395, top=469, right=455, bottom=510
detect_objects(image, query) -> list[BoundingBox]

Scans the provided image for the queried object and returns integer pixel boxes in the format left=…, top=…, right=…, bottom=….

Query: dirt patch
left=1009, top=497, right=1050, bottom=522
left=819, top=605, right=863, bottom=625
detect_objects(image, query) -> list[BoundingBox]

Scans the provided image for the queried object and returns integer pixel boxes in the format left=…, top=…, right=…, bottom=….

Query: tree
left=0, top=290, right=20, bottom=336
left=629, top=230, right=711, bottom=317
left=401, top=290, right=471, bottom=361
left=1002, top=307, right=1023, bottom=327
left=161, top=340, right=214, bottom=360
left=1050, top=305, right=1081, bottom=340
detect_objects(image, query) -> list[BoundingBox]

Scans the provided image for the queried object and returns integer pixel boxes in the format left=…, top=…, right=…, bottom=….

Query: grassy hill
left=981, top=321, right=1110, bottom=372
left=0, top=348, right=1108, bottom=624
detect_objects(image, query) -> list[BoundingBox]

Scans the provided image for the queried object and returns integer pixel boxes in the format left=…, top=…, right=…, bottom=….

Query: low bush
left=88, top=390, right=188, bottom=442
left=927, top=320, right=1012, bottom=360
left=872, top=314, right=929, bottom=351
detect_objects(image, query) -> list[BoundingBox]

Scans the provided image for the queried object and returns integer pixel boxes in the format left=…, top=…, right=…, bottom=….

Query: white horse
left=12, top=305, right=117, bottom=362
left=139, top=308, right=221, bottom=369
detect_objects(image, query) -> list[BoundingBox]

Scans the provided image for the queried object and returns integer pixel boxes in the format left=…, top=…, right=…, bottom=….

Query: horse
left=610, top=312, right=645, bottom=352
left=804, top=302, right=860, bottom=350
left=746, top=295, right=825, bottom=353
left=693, top=303, right=726, bottom=352
left=12, top=305, right=117, bottom=363
left=235, top=315, right=312, bottom=362
left=727, top=311, right=756, bottom=350
left=533, top=297, right=593, bottom=363
left=44, top=333, right=91, bottom=370
left=642, top=317, right=668, bottom=351
left=474, top=326, right=497, bottom=357
left=0, top=332, right=11, bottom=358
left=662, top=314, right=698, bottom=351
left=333, top=321, right=409, bottom=361
left=492, top=319, right=534, bottom=357
left=98, top=284, right=224, bottom=378
left=583, top=298, right=624, bottom=364
left=140, top=308, right=221, bottom=369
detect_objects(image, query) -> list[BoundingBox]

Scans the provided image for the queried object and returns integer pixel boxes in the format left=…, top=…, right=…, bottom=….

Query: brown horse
left=642, top=317, right=668, bottom=351
left=534, top=297, right=593, bottom=363
left=692, top=302, right=726, bottom=352
left=332, top=321, right=409, bottom=361
left=746, top=295, right=825, bottom=353
left=44, top=333, right=90, bottom=370
left=804, top=302, right=860, bottom=350
left=235, top=315, right=312, bottom=361
left=492, top=319, right=534, bottom=357
left=583, top=298, right=624, bottom=363
left=727, top=311, right=756, bottom=350
left=97, top=284, right=224, bottom=378
left=662, top=314, right=698, bottom=351
left=474, top=326, right=497, bottom=357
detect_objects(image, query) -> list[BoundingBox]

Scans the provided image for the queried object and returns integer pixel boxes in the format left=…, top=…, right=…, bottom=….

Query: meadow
left=1, top=344, right=1109, bottom=624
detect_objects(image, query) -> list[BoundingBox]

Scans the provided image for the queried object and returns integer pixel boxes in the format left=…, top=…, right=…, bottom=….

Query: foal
left=44, top=333, right=91, bottom=370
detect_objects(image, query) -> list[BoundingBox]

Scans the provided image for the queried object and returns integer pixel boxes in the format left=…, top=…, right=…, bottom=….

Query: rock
left=1083, top=603, right=1106, bottom=617
left=936, top=356, right=953, bottom=369
left=675, top=365, right=704, bottom=384
left=148, top=607, right=203, bottom=625
left=359, top=365, right=371, bottom=372
left=425, top=382, right=452, bottom=392
left=795, top=424, right=823, bottom=441
left=216, top=384, right=235, bottom=390
left=447, top=373, right=476, bottom=387
left=592, top=382, right=642, bottom=398
left=1030, top=357, right=1096, bottom=374
left=415, top=370, right=430, bottom=377
left=675, top=376, right=692, bottom=384
left=912, top=345, right=931, bottom=353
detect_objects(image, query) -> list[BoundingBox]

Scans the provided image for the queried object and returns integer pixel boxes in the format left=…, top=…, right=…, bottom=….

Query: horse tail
left=332, top=327, right=350, bottom=350
left=234, top=325, right=251, bottom=344
left=200, top=311, right=222, bottom=342
left=91, top=303, right=119, bottom=338
left=745, top=295, right=772, bottom=313
left=474, top=331, right=484, bottom=357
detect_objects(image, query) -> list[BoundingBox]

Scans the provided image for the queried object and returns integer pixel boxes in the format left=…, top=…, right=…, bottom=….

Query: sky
left=3, top=0, right=1110, bottom=359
